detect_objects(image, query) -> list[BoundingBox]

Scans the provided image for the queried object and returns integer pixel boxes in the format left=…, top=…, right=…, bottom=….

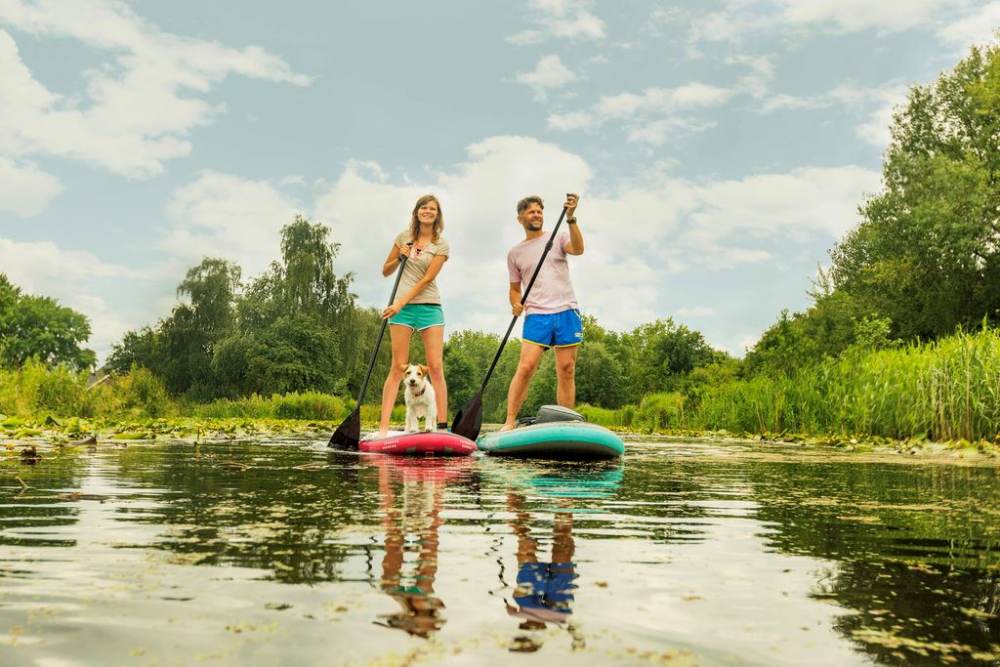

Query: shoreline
left=1, top=415, right=998, bottom=462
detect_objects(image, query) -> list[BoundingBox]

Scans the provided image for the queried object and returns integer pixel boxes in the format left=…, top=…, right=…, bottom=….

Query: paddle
left=451, top=204, right=569, bottom=441
left=329, top=249, right=410, bottom=449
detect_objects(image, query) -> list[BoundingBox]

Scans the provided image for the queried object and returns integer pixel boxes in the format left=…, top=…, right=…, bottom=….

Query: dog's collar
left=410, top=385, right=427, bottom=398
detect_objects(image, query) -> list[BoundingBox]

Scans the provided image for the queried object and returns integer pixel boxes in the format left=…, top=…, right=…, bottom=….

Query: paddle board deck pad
left=477, top=422, right=624, bottom=459
left=359, top=430, right=477, bottom=456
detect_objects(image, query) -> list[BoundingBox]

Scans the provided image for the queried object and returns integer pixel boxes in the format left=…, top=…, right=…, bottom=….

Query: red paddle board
left=359, top=430, right=476, bottom=456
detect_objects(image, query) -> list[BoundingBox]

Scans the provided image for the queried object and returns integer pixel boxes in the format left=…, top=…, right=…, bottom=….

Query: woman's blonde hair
left=409, top=194, right=444, bottom=242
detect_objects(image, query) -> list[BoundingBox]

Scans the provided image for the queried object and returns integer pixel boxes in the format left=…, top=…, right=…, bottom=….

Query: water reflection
left=491, top=463, right=622, bottom=652
left=369, top=457, right=471, bottom=638
left=3, top=439, right=1000, bottom=665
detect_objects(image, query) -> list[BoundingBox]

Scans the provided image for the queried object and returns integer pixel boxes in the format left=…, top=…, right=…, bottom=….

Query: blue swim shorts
left=389, top=304, right=444, bottom=330
left=522, top=309, right=583, bottom=348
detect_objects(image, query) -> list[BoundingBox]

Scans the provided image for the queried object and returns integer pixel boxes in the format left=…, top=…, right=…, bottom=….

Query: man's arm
left=509, top=282, right=523, bottom=316
left=565, top=220, right=584, bottom=255
left=562, top=193, right=584, bottom=255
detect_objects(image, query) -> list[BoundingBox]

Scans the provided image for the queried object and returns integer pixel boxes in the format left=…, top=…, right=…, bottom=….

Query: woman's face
left=417, top=200, right=439, bottom=225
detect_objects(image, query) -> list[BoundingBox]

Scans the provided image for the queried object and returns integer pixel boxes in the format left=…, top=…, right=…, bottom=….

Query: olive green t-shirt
left=394, top=231, right=450, bottom=305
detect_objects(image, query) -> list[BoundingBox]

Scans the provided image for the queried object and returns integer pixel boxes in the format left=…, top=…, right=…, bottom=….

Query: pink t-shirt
left=507, top=231, right=578, bottom=315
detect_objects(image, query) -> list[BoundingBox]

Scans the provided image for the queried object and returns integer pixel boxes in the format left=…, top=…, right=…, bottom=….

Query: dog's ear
left=420, top=364, right=429, bottom=376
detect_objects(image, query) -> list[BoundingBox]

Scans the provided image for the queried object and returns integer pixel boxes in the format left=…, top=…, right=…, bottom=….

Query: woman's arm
left=382, top=241, right=411, bottom=277
left=382, top=254, right=447, bottom=318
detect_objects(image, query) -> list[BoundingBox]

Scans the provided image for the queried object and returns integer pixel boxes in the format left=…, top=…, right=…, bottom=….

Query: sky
left=1, top=0, right=998, bottom=361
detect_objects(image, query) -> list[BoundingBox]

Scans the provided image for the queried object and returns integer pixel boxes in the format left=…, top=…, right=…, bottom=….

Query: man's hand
left=564, top=193, right=579, bottom=219
left=512, top=303, right=524, bottom=317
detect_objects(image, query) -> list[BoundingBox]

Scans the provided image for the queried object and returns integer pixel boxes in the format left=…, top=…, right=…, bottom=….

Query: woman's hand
left=382, top=302, right=403, bottom=319
left=398, top=243, right=412, bottom=259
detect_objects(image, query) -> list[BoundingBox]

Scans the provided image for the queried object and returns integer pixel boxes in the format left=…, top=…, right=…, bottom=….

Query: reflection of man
left=506, top=492, right=578, bottom=648
left=374, top=463, right=446, bottom=638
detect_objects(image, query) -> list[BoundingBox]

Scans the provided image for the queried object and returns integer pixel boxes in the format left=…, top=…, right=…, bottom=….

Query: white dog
left=402, top=363, right=437, bottom=433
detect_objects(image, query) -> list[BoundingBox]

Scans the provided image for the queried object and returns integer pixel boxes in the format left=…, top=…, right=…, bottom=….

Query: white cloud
left=852, top=86, right=909, bottom=148
left=507, top=0, right=606, bottom=44
left=938, top=2, right=1000, bottom=48
left=163, top=171, right=302, bottom=279
left=689, top=166, right=881, bottom=242
left=515, top=54, right=578, bottom=98
left=658, top=0, right=952, bottom=57
left=547, top=111, right=595, bottom=131
left=676, top=306, right=715, bottom=318
left=506, top=29, right=545, bottom=45
left=0, top=1, right=310, bottom=178
left=548, top=10, right=605, bottom=39
left=728, top=54, right=775, bottom=98
left=777, top=0, right=949, bottom=32
left=626, top=118, right=714, bottom=146
left=759, top=82, right=910, bottom=150
left=0, top=156, right=61, bottom=216
left=548, top=82, right=732, bottom=144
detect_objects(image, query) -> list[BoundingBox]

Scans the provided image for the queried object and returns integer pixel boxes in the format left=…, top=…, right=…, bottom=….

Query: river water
left=1, top=437, right=998, bottom=666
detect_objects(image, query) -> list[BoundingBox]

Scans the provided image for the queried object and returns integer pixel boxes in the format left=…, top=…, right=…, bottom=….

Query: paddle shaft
left=354, top=252, right=409, bottom=407
left=476, top=206, right=569, bottom=394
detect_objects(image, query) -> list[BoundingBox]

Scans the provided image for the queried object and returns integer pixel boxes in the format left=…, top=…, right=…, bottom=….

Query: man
left=501, top=193, right=584, bottom=431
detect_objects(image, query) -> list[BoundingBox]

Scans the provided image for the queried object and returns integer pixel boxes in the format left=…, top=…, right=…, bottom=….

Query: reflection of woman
left=377, top=195, right=450, bottom=437
left=373, top=460, right=448, bottom=637
left=505, top=491, right=579, bottom=649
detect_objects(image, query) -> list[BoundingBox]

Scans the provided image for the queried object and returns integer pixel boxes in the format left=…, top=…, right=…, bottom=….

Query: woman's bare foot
left=498, top=422, right=515, bottom=432
left=375, top=430, right=388, bottom=439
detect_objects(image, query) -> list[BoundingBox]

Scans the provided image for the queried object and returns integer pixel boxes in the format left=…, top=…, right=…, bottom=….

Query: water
left=1, top=437, right=999, bottom=665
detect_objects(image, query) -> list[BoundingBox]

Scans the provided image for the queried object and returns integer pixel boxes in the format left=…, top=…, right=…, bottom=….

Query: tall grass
left=192, top=392, right=347, bottom=420
left=585, top=329, right=1000, bottom=442
left=0, top=362, right=178, bottom=418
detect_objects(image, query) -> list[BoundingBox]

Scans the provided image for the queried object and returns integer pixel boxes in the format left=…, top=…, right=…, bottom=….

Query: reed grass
left=581, top=329, right=1000, bottom=442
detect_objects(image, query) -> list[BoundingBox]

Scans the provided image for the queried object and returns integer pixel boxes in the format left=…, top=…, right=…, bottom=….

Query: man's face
left=518, top=203, right=544, bottom=232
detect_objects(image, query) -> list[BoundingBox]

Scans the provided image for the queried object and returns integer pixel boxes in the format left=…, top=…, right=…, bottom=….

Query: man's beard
left=528, top=221, right=543, bottom=231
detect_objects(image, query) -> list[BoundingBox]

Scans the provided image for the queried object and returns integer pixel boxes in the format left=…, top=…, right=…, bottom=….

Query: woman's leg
left=378, top=325, right=412, bottom=436
left=420, top=325, right=447, bottom=427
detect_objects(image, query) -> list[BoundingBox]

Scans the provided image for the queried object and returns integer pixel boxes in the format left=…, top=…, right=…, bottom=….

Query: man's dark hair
left=516, top=196, right=544, bottom=214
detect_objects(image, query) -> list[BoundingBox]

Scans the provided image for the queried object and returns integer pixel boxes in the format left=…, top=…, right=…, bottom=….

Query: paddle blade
left=329, top=408, right=361, bottom=449
left=451, top=394, right=483, bottom=441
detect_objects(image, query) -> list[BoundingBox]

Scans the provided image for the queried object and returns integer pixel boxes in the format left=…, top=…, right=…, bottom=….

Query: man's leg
left=501, top=342, right=546, bottom=430
left=554, top=345, right=578, bottom=408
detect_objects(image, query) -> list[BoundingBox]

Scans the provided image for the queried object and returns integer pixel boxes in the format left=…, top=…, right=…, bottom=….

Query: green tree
left=0, top=274, right=95, bottom=370
left=831, top=42, right=1000, bottom=339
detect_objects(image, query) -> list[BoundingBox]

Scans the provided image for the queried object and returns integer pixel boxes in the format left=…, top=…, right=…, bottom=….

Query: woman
left=377, top=194, right=450, bottom=437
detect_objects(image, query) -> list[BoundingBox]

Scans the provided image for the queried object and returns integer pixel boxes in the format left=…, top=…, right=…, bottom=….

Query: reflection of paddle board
left=477, top=422, right=624, bottom=459
left=365, top=454, right=474, bottom=483
left=360, top=430, right=476, bottom=457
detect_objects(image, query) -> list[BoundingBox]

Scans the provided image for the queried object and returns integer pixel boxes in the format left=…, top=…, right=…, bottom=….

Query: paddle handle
left=355, top=252, right=409, bottom=405
left=478, top=205, right=569, bottom=393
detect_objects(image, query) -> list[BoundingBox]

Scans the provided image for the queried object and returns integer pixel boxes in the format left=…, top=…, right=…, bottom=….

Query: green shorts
left=389, top=304, right=445, bottom=331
